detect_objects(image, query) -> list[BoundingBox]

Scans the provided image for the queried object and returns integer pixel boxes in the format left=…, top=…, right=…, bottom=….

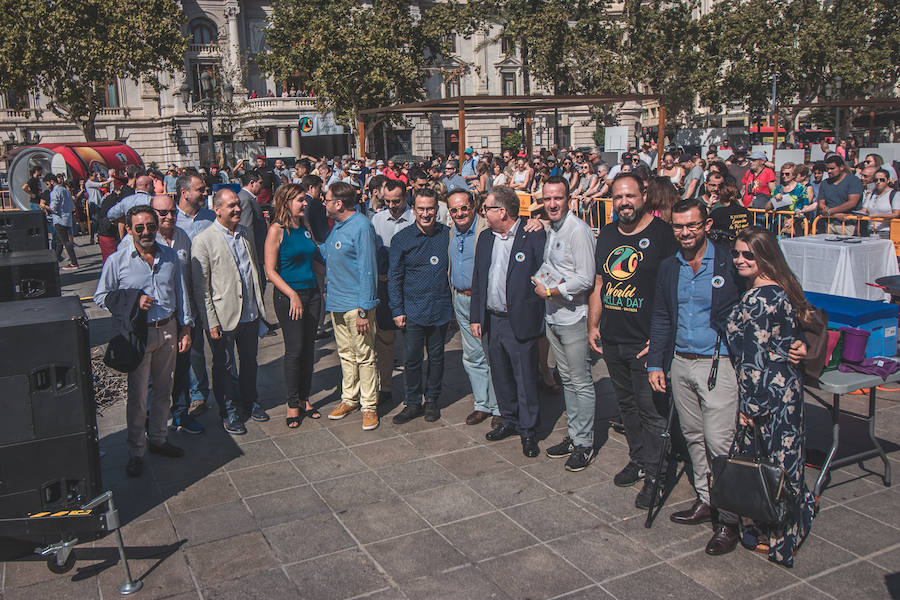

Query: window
left=100, top=80, right=119, bottom=108
left=190, top=63, right=222, bottom=102
left=446, top=34, right=457, bottom=54
left=445, top=77, right=460, bottom=98
left=501, top=37, right=515, bottom=56
left=190, top=18, right=217, bottom=45
left=3, top=88, right=28, bottom=110
left=502, top=72, right=516, bottom=96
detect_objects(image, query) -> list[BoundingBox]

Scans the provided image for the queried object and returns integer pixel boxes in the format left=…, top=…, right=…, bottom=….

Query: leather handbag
left=709, top=423, right=796, bottom=525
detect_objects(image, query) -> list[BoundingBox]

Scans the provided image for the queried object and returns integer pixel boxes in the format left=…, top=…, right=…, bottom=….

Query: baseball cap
left=376, top=159, right=384, bottom=166
left=748, top=151, right=766, bottom=160
left=464, top=147, right=473, bottom=154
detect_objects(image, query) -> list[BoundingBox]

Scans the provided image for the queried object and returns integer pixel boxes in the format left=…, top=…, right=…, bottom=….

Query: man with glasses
left=447, top=188, right=497, bottom=426
left=441, top=160, right=469, bottom=191
left=471, top=186, right=546, bottom=457
left=95, top=205, right=193, bottom=477
left=371, top=179, right=414, bottom=402
left=389, top=189, right=452, bottom=424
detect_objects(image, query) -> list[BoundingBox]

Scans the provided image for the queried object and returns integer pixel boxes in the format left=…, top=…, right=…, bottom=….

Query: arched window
left=190, top=18, right=217, bottom=45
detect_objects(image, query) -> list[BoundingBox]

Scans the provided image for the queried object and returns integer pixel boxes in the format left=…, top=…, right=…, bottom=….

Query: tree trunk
left=521, top=39, right=530, bottom=95
left=81, top=119, right=97, bottom=142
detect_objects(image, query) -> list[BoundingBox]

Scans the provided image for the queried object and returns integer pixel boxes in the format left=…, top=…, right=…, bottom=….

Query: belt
left=148, top=315, right=173, bottom=328
left=488, top=309, right=508, bottom=318
left=455, top=289, right=471, bottom=296
left=675, top=351, right=713, bottom=360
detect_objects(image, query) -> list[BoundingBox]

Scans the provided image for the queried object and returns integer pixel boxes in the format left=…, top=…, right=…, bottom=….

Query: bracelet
left=546, top=288, right=552, bottom=298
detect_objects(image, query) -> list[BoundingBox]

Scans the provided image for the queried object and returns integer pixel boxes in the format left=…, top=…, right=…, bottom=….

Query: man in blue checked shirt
left=95, top=206, right=193, bottom=478
left=389, top=188, right=452, bottom=424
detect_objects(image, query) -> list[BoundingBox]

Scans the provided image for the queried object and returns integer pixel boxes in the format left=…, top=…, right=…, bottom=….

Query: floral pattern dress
left=725, top=285, right=817, bottom=567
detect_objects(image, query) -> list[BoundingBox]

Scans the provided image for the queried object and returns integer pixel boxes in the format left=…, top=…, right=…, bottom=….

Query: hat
left=546, top=156, right=557, bottom=163
left=209, top=164, right=219, bottom=169
left=621, top=153, right=633, bottom=162
left=376, top=159, right=385, bottom=166
left=464, top=147, right=473, bottom=154
left=326, top=160, right=334, bottom=166
left=348, top=165, right=361, bottom=175
left=256, top=154, right=266, bottom=160
left=734, top=144, right=748, bottom=155
left=748, top=151, right=767, bottom=160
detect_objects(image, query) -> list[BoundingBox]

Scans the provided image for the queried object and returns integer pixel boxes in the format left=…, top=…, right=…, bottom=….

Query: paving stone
left=870, top=546, right=900, bottom=571
left=766, top=582, right=842, bottom=599
left=809, top=560, right=898, bottom=600
left=609, top=499, right=712, bottom=555
left=350, top=436, right=425, bottom=469
left=405, top=482, right=494, bottom=526
left=313, top=472, right=398, bottom=512
left=602, top=563, right=721, bottom=600
left=272, top=428, right=343, bottom=458
left=548, top=525, right=660, bottom=582
left=779, top=532, right=860, bottom=579
left=0, top=572, right=101, bottom=600
left=366, top=530, right=467, bottom=582
left=244, top=485, right=332, bottom=529
left=97, top=553, right=195, bottom=600
left=812, top=504, right=900, bottom=556
left=479, top=544, right=591, bottom=599
left=263, top=513, right=356, bottom=564
left=437, top=512, right=537, bottom=562
left=398, top=565, right=511, bottom=600
left=815, top=466, right=889, bottom=504
left=283, top=548, right=388, bottom=598
left=669, top=545, right=800, bottom=600
left=229, top=460, right=305, bottom=496
left=519, top=455, right=612, bottom=494
left=571, top=480, right=646, bottom=521
left=406, top=426, right=479, bottom=456
left=203, top=568, right=299, bottom=599
left=222, top=439, right=286, bottom=472
left=465, top=468, right=553, bottom=508
left=292, top=448, right=368, bottom=482
left=376, top=458, right=457, bottom=495
left=503, top=495, right=603, bottom=541
left=336, top=497, right=429, bottom=544
left=432, top=446, right=514, bottom=479
left=171, top=500, right=257, bottom=547
left=163, top=473, right=241, bottom=514
left=844, top=489, right=900, bottom=528
left=554, top=586, right=616, bottom=600
left=184, top=532, right=276, bottom=587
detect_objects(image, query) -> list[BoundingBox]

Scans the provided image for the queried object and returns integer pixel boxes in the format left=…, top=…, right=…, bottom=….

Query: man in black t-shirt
left=588, top=173, right=677, bottom=510
left=22, top=166, right=43, bottom=210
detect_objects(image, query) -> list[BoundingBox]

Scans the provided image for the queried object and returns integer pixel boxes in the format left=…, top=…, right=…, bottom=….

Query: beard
left=616, top=203, right=644, bottom=224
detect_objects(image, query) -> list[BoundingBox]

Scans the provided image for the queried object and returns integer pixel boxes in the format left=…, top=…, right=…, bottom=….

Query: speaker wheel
left=46, top=550, right=76, bottom=574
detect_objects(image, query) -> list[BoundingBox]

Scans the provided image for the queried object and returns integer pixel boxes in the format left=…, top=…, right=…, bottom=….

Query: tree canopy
left=0, top=0, right=187, bottom=141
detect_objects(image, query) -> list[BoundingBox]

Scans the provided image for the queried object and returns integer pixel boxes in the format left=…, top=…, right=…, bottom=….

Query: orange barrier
left=746, top=208, right=810, bottom=237
left=811, top=214, right=900, bottom=256
left=0, top=190, right=13, bottom=210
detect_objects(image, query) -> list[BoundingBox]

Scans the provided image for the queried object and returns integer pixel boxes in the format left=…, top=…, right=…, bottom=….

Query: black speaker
left=0, top=210, right=49, bottom=253
left=0, top=249, right=61, bottom=302
left=0, top=297, right=101, bottom=519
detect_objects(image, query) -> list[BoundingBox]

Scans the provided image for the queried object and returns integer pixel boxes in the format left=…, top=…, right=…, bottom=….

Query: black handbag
left=709, top=422, right=796, bottom=525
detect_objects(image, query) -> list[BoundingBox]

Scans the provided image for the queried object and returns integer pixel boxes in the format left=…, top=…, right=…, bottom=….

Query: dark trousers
left=54, top=224, right=77, bottom=265
left=602, top=341, right=668, bottom=477
left=209, top=320, right=259, bottom=420
left=273, top=288, right=321, bottom=409
left=487, top=313, right=540, bottom=437
left=170, top=344, right=191, bottom=421
left=403, top=321, right=449, bottom=406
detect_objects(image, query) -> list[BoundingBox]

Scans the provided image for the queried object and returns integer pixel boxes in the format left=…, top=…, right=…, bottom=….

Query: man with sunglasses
left=441, top=160, right=469, bottom=192
left=95, top=205, right=193, bottom=477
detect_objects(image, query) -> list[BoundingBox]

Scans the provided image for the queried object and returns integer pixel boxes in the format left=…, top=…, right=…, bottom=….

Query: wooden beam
left=525, top=113, right=533, bottom=158
left=357, top=119, right=365, bottom=158
left=771, top=106, right=779, bottom=165
left=458, top=96, right=466, bottom=160
left=657, top=105, right=666, bottom=175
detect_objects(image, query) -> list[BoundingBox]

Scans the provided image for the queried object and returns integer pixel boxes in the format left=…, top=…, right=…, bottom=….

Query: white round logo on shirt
left=430, top=255, right=439, bottom=265
left=639, top=238, right=650, bottom=249
left=515, top=252, right=525, bottom=263
left=176, top=249, right=188, bottom=261
left=305, top=230, right=312, bottom=239
left=712, top=275, right=725, bottom=289
left=335, top=241, right=342, bottom=250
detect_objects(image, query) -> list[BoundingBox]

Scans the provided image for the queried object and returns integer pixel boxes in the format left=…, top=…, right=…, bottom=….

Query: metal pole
left=834, top=106, right=840, bottom=144
left=657, top=105, right=666, bottom=174
left=771, top=105, right=779, bottom=165
left=457, top=96, right=466, bottom=160
left=206, top=100, right=215, bottom=166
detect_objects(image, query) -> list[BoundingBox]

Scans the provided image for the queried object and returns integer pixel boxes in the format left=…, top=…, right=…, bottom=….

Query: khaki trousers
left=127, top=320, right=177, bottom=458
left=332, top=308, right=378, bottom=410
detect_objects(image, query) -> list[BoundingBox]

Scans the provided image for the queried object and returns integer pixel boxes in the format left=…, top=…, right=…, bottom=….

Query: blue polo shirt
left=674, top=241, right=727, bottom=356
left=321, top=212, right=378, bottom=313
left=388, top=223, right=452, bottom=326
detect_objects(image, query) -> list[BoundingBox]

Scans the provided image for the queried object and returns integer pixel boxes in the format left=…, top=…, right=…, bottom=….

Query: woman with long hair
left=475, top=160, right=493, bottom=194
left=264, top=183, right=324, bottom=428
left=725, top=227, right=817, bottom=567
left=644, top=176, right=679, bottom=223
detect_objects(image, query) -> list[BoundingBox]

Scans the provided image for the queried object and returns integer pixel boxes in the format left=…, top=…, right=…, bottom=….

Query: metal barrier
left=810, top=214, right=900, bottom=256
left=746, top=208, right=809, bottom=237
left=0, top=190, right=14, bottom=210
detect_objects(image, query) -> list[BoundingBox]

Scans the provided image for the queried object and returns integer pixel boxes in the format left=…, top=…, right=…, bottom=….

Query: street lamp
left=179, top=72, right=235, bottom=165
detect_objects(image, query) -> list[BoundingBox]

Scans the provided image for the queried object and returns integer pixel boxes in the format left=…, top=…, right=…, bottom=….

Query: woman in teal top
left=265, top=183, right=324, bottom=428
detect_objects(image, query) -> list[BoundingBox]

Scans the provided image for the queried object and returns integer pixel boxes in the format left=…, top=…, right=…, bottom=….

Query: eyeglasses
left=671, top=221, right=705, bottom=232
left=132, top=223, right=158, bottom=234
left=449, top=206, right=470, bottom=216
left=731, top=249, right=755, bottom=261
left=155, top=209, right=175, bottom=216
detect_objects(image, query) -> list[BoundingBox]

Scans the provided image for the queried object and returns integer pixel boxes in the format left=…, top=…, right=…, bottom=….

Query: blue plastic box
left=805, top=292, right=899, bottom=358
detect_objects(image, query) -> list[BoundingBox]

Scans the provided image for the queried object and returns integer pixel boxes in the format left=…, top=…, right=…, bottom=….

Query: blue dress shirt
left=175, top=206, right=216, bottom=240
left=49, top=184, right=75, bottom=227
left=388, top=223, right=452, bottom=326
left=450, top=215, right=479, bottom=291
left=106, top=191, right=154, bottom=220
left=674, top=241, right=727, bottom=356
left=321, top=212, right=378, bottom=313
left=214, top=221, right=258, bottom=323
left=94, top=242, right=192, bottom=326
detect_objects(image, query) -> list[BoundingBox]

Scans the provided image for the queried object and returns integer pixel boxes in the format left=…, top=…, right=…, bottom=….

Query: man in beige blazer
left=191, top=188, right=269, bottom=435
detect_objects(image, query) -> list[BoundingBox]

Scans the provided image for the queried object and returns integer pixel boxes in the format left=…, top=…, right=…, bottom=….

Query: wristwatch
left=358, top=309, right=367, bottom=319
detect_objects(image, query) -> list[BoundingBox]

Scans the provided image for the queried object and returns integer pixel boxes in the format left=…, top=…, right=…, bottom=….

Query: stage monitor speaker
left=0, top=210, right=49, bottom=253
left=0, top=296, right=101, bottom=519
left=0, top=249, right=61, bottom=302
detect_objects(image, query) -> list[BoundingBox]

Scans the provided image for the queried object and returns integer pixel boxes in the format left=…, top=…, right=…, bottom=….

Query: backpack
left=799, top=307, right=831, bottom=380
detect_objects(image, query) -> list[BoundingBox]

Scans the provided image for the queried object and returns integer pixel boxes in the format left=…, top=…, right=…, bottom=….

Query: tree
left=698, top=0, right=900, bottom=140
left=257, top=0, right=473, bottom=152
left=0, top=0, right=187, bottom=141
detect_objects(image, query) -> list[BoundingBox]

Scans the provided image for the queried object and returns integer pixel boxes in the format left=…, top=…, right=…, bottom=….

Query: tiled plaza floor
left=1, top=240, right=898, bottom=599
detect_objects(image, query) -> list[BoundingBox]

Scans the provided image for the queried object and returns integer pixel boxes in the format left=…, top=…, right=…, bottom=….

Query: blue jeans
left=546, top=318, right=595, bottom=448
left=189, top=324, right=210, bottom=403
left=403, top=321, right=448, bottom=406
left=452, top=291, right=498, bottom=415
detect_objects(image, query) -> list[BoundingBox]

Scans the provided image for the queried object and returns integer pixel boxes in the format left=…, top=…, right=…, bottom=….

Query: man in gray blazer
left=191, top=188, right=269, bottom=434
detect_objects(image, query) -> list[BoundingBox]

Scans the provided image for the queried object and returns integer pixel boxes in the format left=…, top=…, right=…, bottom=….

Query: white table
left=779, top=234, right=899, bottom=301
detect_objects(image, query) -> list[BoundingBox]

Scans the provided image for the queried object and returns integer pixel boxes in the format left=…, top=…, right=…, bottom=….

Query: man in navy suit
left=470, top=186, right=547, bottom=457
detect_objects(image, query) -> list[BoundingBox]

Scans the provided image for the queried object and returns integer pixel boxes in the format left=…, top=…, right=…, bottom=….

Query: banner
left=298, top=113, right=346, bottom=137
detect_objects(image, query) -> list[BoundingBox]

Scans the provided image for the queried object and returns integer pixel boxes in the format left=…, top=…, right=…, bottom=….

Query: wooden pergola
left=358, top=94, right=665, bottom=165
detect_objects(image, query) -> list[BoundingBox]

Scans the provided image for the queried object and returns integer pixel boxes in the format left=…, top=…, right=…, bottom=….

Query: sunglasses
left=132, top=223, right=158, bottom=234
left=780, top=172, right=792, bottom=176
left=731, top=249, right=755, bottom=261
left=155, top=209, right=175, bottom=216
left=449, top=206, right=470, bottom=215
left=875, top=178, right=888, bottom=183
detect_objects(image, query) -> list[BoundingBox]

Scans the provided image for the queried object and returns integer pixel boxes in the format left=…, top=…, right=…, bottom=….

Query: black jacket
left=103, top=288, right=148, bottom=373
left=647, top=241, right=744, bottom=373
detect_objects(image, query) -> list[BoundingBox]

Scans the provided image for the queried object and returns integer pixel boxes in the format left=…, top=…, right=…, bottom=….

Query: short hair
left=672, top=198, right=708, bottom=221
left=241, top=171, right=262, bottom=186
left=812, top=161, right=826, bottom=172
left=367, top=174, right=387, bottom=192
left=792, top=163, right=810, bottom=179
left=30, top=166, right=42, bottom=176
left=329, top=181, right=357, bottom=207
left=408, top=169, right=427, bottom=182
left=487, top=185, right=519, bottom=215
left=780, top=162, right=795, bottom=172
left=383, top=178, right=406, bottom=195
left=175, top=172, right=201, bottom=199
left=876, top=168, right=891, bottom=180
left=125, top=164, right=145, bottom=179
left=447, top=188, right=472, bottom=206
left=414, top=187, right=438, bottom=205
left=125, top=205, right=157, bottom=228
left=446, top=160, right=459, bottom=169
left=706, top=171, right=725, bottom=182
left=212, top=188, right=237, bottom=207
left=611, top=172, right=646, bottom=194
left=543, top=175, right=570, bottom=197
left=825, top=154, right=844, bottom=167
left=302, top=174, right=323, bottom=190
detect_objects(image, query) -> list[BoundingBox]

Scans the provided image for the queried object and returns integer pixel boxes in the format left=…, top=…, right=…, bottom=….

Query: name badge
left=639, top=238, right=650, bottom=249
left=515, top=252, right=525, bottom=263
left=711, top=275, right=725, bottom=289
left=335, top=241, right=342, bottom=250
left=430, top=256, right=439, bottom=265
left=305, top=230, right=312, bottom=239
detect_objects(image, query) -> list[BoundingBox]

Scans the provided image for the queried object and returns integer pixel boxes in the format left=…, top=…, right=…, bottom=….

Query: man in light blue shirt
left=321, top=182, right=380, bottom=430
left=164, top=166, right=178, bottom=194
left=107, top=175, right=155, bottom=239
left=460, top=148, right=478, bottom=187
left=50, top=175, right=79, bottom=269
left=441, top=160, right=469, bottom=191
left=95, top=205, right=193, bottom=477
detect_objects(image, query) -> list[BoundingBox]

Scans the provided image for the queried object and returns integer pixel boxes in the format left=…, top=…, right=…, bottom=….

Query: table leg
left=866, top=386, right=892, bottom=486
left=814, top=393, right=841, bottom=498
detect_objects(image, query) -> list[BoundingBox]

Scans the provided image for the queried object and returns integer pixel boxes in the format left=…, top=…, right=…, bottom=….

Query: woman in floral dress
left=725, top=226, right=817, bottom=567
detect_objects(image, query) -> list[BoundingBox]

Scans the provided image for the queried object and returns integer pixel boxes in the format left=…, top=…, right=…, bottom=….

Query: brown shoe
left=328, top=402, right=359, bottom=420
left=466, top=410, right=491, bottom=425
left=362, top=410, right=379, bottom=430
left=705, top=524, right=740, bottom=556
left=188, top=399, right=208, bottom=416
left=670, top=499, right=712, bottom=525
left=490, top=416, right=504, bottom=428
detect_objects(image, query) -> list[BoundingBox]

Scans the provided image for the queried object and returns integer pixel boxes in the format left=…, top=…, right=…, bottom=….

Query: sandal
left=305, top=405, right=321, bottom=419
left=286, top=408, right=302, bottom=429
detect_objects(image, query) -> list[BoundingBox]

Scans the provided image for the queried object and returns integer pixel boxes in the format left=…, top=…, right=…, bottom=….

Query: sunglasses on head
left=730, top=249, right=755, bottom=261
left=132, top=222, right=158, bottom=234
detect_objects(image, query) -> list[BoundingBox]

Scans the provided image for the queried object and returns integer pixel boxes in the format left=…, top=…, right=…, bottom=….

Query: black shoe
left=705, top=523, right=740, bottom=555
left=423, top=401, right=440, bottom=422
left=126, top=456, right=143, bottom=477
left=250, top=404, right=270, bottom=422
left=392, top=404, right=424, bottom=425
left=148, top=441, right=185, bottom=457
left=485, top=423, right=517, bottom=441
left=546, top=436, right=574, bottom=459
left=224, top=414, right=247, bottom=435
left=613, top=461, right=645, bottom=487
left=565, top=446, right=596, bottom=472
left=670, top=499, right=713, bottom=525
left=634, top=476, right=664, bottom=510
left=522, top=436, right=539, bottom=458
